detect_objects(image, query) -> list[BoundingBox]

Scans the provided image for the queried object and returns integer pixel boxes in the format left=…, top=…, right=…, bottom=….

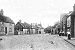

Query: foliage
left=44, top=26, right=51, bottom=33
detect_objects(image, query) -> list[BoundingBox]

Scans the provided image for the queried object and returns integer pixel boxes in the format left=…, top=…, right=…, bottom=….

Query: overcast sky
left=0, top=0, right=75, bottom=28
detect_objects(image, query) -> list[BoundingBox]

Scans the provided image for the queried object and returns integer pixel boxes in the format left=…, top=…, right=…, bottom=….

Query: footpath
left=60, top=36, right=75, bottom=47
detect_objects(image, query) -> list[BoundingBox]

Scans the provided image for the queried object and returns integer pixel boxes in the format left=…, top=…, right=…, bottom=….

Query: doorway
left=5, top=27, right=7, bottom=35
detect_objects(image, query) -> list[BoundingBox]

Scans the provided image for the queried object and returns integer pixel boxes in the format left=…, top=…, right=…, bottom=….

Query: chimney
left=73, top=4, right=75, bottom=11
left=0, top=9, right=4, bottom=15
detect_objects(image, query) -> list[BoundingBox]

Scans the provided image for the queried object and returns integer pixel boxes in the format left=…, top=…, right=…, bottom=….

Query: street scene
left=0, top=0, right=75, bottom=50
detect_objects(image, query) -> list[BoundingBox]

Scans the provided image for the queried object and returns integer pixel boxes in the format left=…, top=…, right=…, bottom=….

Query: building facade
left=60, top=4, right=75, bottom=37
left=0, top=22, right=14, bottom=35
left=60, top=13, right=68, bottom=35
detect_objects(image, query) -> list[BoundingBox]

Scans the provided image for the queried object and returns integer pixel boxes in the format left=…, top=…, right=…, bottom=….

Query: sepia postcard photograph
left=0, top=0, right=75, bottom=50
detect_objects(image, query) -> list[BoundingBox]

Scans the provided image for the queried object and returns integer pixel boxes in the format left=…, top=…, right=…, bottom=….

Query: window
left=9, top=28, right=12, bottom=32
left=2, top=22, right=4, bottom=25
left=0, top=22, right=4, bottom=26
left=0, top=27, right=4, bottom=32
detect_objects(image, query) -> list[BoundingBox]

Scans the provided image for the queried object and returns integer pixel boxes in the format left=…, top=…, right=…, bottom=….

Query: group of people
left=58, top=29, right=71, bottom=40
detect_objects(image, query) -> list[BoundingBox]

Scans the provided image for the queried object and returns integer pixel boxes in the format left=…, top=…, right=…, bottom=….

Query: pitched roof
left=37, top=24, right=44, bottom=29
left=15, top=22, right=23, bottom=30
left=5, top=16, right=14, bottom=24
left=0, top=15, right=14, bottom=24
left=21, top=22, right=31, bottom=29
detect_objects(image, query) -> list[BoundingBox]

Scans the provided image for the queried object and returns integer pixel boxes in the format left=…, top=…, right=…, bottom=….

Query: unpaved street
left=0, top=34, right=75, bottom=50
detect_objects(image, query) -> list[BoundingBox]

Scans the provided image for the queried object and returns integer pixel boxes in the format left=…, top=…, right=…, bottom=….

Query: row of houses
left=0, top=9, right=45, bottom=35
left=50, top=4, right=75, bottom=37
left=15, top=21, right=45, bottom=35
left=60, top=4, right=75, bottom=37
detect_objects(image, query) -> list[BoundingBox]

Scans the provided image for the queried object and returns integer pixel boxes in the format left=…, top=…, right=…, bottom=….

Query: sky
left=0, top=0, right=75, bottom=28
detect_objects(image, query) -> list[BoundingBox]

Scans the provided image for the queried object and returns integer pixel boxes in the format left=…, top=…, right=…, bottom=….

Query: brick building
left=68, top=4, right=75, bottom=37
left=60, top=4, right=75, bottom=37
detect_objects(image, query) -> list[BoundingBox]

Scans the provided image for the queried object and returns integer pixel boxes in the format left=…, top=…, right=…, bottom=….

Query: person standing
left=67, top=29, right=71, bottom=40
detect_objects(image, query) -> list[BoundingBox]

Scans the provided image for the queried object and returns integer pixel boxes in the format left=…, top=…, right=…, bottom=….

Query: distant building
left=22, top=22, right=31, bottom=34
left=37, top=24, right=44, bottom=34
left=15, top=22, right=45, bottom=34
left=30, top=23, right=44, bottom=34
left=15, top=21, right=31, bottom=35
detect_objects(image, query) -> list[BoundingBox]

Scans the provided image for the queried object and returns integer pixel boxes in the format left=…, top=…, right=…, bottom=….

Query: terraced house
left=60, top=4, right=75, bottom=38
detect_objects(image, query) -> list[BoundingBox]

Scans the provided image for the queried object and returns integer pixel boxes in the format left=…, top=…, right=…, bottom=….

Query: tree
left=0, top=9, right=14, bottom=24
left=44, top=26, right=51, bottom=33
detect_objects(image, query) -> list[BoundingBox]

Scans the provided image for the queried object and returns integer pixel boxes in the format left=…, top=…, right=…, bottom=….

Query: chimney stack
left=0, top=9, right=4, bottom=15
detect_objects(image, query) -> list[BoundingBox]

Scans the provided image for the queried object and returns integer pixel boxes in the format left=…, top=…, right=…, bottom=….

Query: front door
left=5, top=27, right=7, bottom=35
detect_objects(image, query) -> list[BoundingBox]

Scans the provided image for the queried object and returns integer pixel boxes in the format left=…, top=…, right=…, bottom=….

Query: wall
left=38, top=28, right=41, bottom=34
left=71, top=16, right=74, bottom=37
left=74, top=17, right=75, bottom=37
left=23, top=29, right=28, bottom=34
left=0, top=22, right=14, bottom=35
left=0, top=22, right=5, bottom=35
left=38, top=28, right=45, bottom=34
left=41, top=29, right=44, bottom=34
left=4, top=23, right=14, bottom=35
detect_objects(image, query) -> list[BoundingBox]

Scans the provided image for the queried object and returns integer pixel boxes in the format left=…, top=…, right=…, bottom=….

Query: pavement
left=60, top=36, right=75, bottom=47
